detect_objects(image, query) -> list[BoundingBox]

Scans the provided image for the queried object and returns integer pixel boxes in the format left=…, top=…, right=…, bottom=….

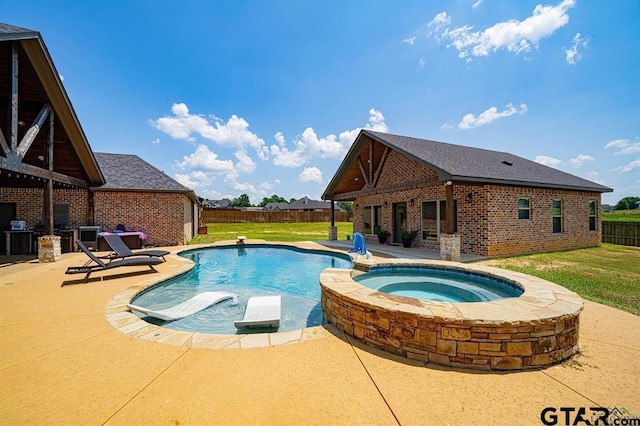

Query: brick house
left=323, top=130, right=612, bottom=257
left=0, top=23, right=198, bottom=252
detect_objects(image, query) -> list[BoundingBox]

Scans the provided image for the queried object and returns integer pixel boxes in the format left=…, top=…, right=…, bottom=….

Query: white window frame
left=552, top=199, right=562, bottom=234
left=518, top=198, right=530, bottom=220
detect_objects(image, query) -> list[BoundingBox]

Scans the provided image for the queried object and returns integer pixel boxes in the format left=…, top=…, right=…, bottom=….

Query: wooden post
left=11, top=43, right=18, bottom=151
left=330, top=200, right=335, bottom=227
left=445, top=182, right=454, bottom=234
left=43, top=111, right=54, bottom=235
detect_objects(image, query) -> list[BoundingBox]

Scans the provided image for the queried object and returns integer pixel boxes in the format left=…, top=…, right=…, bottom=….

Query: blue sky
left=2, top=0, right=638, bottom=205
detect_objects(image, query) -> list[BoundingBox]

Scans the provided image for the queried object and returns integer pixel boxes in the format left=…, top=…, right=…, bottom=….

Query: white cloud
left=174, top=170, right=214, bottom=190
left=586, top=171, right=607, bottom=185
left=418, top=57, right=426, bottom=68
left=270, top=108, right=389, bottom=167
left=565, top=32, right=588, bottom=65
left=457, top=103, right=527, bottom=129
left=298, top=167, right=324, bottom=184
left=605, top=138, right=640, bottom=155
left=234, top=149, right=256, bottom=174
left=428, top=12, right=452, bottom=37
left=472, top=0, right=483, bottom=9
left=616, top=158, right=640, bottom=173
left=439, top=0, right=575, bottom=60
left=150, top=102, right=269, bottom=160
left=568, top=154, right=594, bottom=167
left=151, top=138, right=160, bottom=145
left=177, top=144, right=234, bottom=174
left=535, top=155, right=562, bottom=168
left=403, top=37, right=416, bottom=45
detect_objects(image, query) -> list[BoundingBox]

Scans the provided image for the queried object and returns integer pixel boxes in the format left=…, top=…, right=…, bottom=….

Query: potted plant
left=376, top=229, right=390, bottom=244
left=401, top=230, right=418, bottom=248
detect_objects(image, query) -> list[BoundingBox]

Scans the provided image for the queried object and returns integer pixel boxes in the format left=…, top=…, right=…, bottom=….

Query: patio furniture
left=101, top=234, right=169, bottom=262
left=65, top=240, right=163, bottom=282
left=234, top=295, right=281, bottom=328
left=127, top=291, right=238, bottom=321
left=348, top=232, right=372, bottom=261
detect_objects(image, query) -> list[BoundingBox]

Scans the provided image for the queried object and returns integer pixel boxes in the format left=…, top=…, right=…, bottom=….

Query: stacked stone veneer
left=351, top=143, right=603, bottom=257
left=320, top=260, right=583, bottom=371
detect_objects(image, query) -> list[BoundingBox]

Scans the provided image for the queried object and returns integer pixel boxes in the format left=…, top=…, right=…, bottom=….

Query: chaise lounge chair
left=348, top=232, right=372, bottom=261
left=65, top=240, right=164, bottom=282
left=234, top=295, right=281, bottom=329
left=127, top=291, right=238, bottom=321
left=101, top=234, right=170, bottom=262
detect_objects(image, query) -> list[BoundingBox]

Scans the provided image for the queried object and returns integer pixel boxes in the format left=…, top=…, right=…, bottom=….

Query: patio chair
left=348, top=232, right=372, bottom=261
left=101, top=234, right=169, bottom=262
left=65, top=240, right=163, bottom=282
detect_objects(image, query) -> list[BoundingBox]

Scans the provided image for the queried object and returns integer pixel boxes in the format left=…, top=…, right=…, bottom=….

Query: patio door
left=392, top=202, right=407, bottom=244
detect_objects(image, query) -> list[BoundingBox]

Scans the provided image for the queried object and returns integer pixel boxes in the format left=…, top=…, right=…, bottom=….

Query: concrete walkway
left=0, top=244, right=638, bottom=425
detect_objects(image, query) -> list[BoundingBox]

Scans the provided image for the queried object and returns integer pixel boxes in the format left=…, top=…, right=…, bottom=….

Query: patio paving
left=0, top=242, right=638, bottom=425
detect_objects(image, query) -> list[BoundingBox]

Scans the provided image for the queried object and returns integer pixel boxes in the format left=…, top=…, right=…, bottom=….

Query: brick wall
left=351, top=149, right=602, bottom=257
left=0, top=187, right=90, bottom=228
left=1, top=187, right=191, bottom=246
left=93, top=191, right=189, bottom=246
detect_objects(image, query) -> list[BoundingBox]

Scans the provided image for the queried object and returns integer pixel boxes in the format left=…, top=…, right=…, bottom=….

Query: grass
left=602, top=209, right=640, bottom=222
left=485, top=243, right=640, bottom=316
left=190, top=222, right=354, bottom=244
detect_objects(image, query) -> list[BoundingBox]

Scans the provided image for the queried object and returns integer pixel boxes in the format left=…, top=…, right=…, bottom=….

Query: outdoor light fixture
left=467, top=192, right=473, bottom=202
left=445, top=181, right=452, bottom=186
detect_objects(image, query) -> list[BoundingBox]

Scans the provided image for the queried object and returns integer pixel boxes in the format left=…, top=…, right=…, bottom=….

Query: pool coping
left=320, top=258, right=585, bottom=370
left=105, top=240, right=350, bottom=349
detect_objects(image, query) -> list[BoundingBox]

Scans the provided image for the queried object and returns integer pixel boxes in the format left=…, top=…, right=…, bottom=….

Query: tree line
left=224, top=193, right=353, bottom=212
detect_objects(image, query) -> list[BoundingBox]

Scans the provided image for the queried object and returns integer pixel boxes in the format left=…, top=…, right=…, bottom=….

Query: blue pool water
left=130, top=245, right=352, bottom=334
left=355, top=266, right=523, bottom=302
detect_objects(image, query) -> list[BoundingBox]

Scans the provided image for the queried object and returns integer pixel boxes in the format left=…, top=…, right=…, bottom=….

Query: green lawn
left=190, top=222, right=354, bottom=244
left=485, top=243, right=640, bottom=316
left=602, top=209, right=640, bottom=222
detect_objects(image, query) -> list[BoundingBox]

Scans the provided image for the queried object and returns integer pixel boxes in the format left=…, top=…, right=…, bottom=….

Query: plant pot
left=198, top=226, right=208, bottom=234
left=401, top=237, right=413, bottom=248
left=377, top=235, right=388, bottom=244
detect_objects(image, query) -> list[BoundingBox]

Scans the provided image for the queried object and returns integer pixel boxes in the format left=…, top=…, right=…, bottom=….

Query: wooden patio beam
left=11, top=43, right=19, bottom=151
left=0, top=128, right=9, bottom=154
left=357, top=156, right=370, bottom=187
left=16, top=103, right=51, bottom=158
left=372, top=146, right=389, bottom=188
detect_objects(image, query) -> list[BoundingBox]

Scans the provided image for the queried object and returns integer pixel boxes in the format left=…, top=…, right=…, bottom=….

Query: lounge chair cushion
left=127, top=291, right=238, bottom=321
left=234, top=295, right=281, bottom=328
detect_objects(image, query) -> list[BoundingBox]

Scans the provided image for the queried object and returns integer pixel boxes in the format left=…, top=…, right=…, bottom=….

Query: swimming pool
left=354, top=265, right=523, bottom=302
left=128, top=245, right=352, bottom=334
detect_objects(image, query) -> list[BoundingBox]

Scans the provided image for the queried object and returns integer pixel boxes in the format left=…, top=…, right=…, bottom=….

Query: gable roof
left=323, top=130, right=612, bottom=199
left=263, top=202, right=290, bottom=211
left=93, top=153, right=196, bottom=199
left=0, top=22, right=104, bottom=185
left=289, top=196, right=334, bottom=210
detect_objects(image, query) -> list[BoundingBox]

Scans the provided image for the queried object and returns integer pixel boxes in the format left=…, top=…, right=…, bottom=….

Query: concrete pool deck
left=1, top=241, right=639, bottom=424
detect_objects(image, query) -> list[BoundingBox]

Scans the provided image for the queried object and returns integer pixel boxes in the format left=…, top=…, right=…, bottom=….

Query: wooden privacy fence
left=602, top=222, right=640, bottom=247
left=202, top=209, right=352, bottom=224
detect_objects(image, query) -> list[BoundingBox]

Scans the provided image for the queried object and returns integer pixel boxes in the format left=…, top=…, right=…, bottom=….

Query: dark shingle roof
left=93, top=153, right=192, bottom=193
left=289, top=197, right=334, bottom=210
left=364, top=130, right=611, bottom=192
left=0, top=23, right=39, bottom=40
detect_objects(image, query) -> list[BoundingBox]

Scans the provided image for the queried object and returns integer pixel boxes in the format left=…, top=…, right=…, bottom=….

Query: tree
left=614, top=196, right=640, bottom=210
left=230, top=193, right=252, bottom=207
left=258, top=194, right=288, bottom=207
left=337, top=201, right=353, bottom=213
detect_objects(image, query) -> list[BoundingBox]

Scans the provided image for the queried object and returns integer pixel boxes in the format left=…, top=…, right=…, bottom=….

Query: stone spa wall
left=320, top=259, right=583, bottom=371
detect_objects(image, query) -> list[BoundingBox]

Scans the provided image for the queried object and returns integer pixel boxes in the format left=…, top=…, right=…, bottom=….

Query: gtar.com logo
left=540, top=406, right=640, bottom=425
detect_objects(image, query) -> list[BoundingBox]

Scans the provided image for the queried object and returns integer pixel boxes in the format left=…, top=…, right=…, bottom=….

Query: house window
left=363, top=205, right=382, bottom=235
left=421, top=200, right=457, bottom=239
left=552, top=199, right=562, bottom=234
left=588, top=200, right=597, bottom=231
left=53, top=204, right=69, bottom=229
left=518, top=198, right=530, bottom=220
